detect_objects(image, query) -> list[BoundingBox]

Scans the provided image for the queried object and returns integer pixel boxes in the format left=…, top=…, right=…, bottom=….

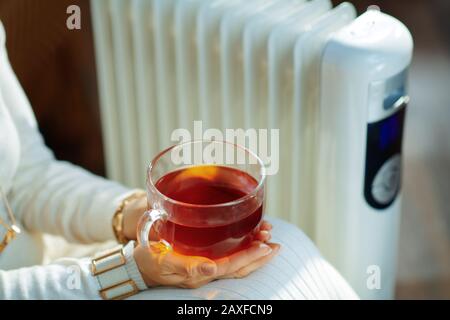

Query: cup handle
left=137, top=209, right=171, bottom=251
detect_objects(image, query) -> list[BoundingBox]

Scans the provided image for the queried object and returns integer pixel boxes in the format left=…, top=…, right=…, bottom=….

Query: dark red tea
left=154, top=165, right=263, bottom=259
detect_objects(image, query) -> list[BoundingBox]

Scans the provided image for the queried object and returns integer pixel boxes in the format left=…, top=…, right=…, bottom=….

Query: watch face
left=364, top=107, right=406, bottom=210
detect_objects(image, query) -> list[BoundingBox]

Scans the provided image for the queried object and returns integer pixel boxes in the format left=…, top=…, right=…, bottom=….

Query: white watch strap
left=91, top=241, right=145, bottom=299
left=122, top=240, right=148, bottom=291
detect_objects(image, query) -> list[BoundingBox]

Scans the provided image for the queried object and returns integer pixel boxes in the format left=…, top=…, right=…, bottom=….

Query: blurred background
left=0, top=0, right=448, bottom=299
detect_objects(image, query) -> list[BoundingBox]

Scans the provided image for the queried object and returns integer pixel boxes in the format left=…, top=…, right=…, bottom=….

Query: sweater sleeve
left=0, top=257, right=101, bottom=299
left=0, top=241, right=147, bottom=300
left=0, top=23, right=138, bottom=243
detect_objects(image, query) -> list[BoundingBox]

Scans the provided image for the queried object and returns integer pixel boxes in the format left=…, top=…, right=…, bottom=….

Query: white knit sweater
left=0, top=22, right=358, bottom=300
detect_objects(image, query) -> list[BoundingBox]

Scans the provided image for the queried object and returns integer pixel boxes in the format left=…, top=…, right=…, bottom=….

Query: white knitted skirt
left=128, top=217, right=359, bottom=300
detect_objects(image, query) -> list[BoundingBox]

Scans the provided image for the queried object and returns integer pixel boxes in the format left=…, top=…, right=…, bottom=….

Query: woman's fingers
left=255, top=230, right=271, bottom=242
left=159, top=251, right=219, bottom=289
left=135, top=239, right=280, bottom=289
left=161, top=250, right=217, bottom=278
left=135, top=244, right=218, bottom=288
left=214, top=241, right=276, bottom=277
left=260, top=221, right=272, bottom=231
left=223, top=243, right=280, bottom=279
left=253, top=220, right=272, bottom=242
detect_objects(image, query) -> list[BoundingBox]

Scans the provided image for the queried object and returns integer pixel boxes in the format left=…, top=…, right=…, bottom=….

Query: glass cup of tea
left=137, top=140, right=266, bottom=259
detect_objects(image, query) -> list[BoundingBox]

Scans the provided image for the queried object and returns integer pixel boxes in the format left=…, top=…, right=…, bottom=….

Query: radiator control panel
left=364, top=69, right=408, bottom=210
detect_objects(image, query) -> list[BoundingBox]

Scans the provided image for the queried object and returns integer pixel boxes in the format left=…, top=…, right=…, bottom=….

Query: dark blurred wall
left=331, top=0, right=450, bottom=54
left=0, top=0, right=104, bottom=176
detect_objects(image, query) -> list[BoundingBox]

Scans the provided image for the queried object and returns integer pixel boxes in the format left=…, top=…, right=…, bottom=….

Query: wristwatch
left=91, top=241, right=147, bottom=300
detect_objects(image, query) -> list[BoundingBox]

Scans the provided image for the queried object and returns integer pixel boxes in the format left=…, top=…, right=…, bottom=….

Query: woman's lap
left=129, top=217, right=358, bottom=300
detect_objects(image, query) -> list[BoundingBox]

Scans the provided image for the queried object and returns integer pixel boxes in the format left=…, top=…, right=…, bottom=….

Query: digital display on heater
left=373, top=107, right=405, bottom=151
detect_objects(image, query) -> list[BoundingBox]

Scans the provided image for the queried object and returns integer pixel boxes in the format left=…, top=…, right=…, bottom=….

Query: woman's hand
left=134, top=241, right=280, bottom=289
left=122, top=192, right=279, bottom=288
left=121, top=192, right=273, bottom=243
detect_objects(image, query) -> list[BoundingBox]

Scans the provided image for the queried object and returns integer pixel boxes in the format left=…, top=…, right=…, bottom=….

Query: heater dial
left=371, top=154, right=401, bottom=204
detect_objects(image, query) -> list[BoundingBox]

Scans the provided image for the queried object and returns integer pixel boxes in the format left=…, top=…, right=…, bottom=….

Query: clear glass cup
left=138, top=140, right=266, bottom=259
